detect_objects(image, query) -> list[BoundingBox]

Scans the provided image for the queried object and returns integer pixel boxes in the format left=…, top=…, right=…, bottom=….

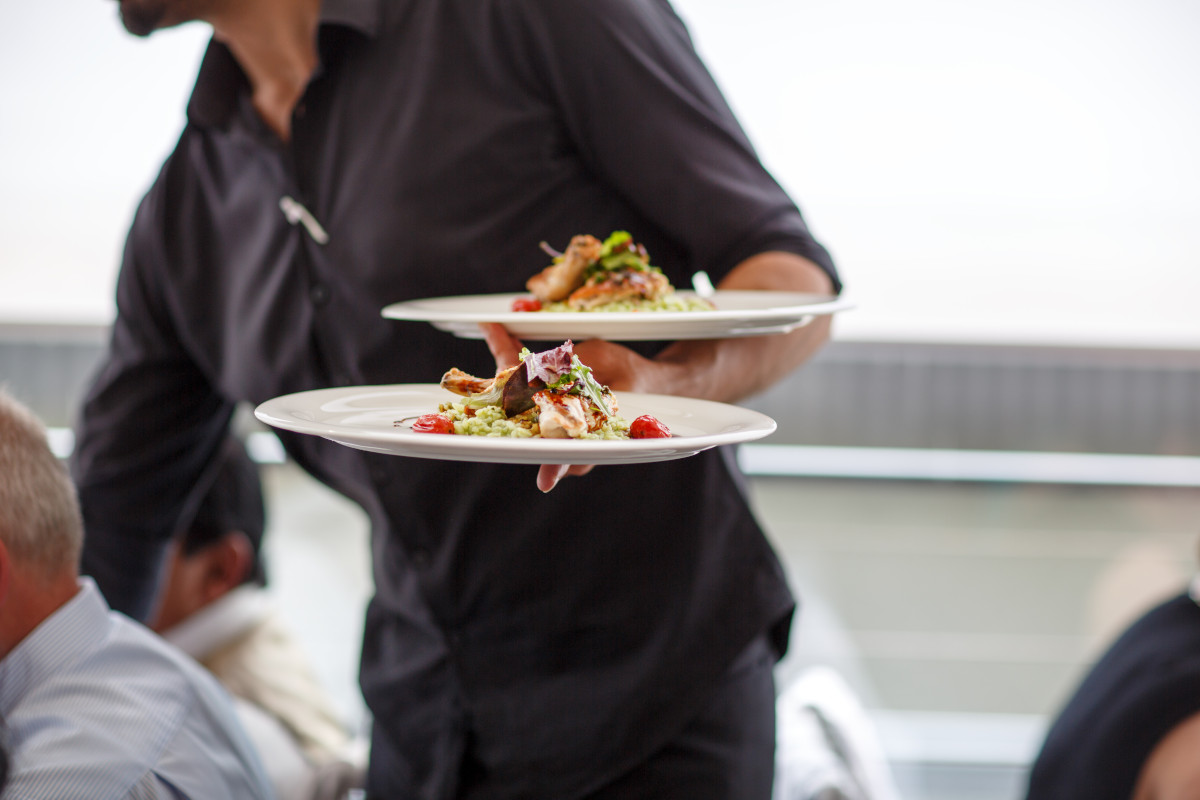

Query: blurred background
left=4, top=1, right=1199, bottom=798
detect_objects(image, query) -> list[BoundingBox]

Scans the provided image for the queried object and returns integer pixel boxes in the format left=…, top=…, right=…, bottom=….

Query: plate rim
left=381, top=290, right=853, bottom=341
left=254, top=383, right=777, bottom=464
left=381, top=289, right=853, bottom=325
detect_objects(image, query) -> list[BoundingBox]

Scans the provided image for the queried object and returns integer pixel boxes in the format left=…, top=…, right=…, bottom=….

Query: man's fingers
left=537, top=463, right=596, bottom=493
left=480, top=323, right=523, bottom=369
left=537, top=463, right=570, bottom=493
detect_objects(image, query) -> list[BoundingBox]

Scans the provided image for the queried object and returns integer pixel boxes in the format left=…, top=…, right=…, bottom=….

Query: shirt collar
left=0, top=579, right=108, bottom=718
left=186, top=0, right=384, bottom=130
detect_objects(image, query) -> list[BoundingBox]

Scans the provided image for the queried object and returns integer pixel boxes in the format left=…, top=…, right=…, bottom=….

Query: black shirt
left=1025, top=591, right=1200, bottom=800
left=71, top=0, right=838, bottom=797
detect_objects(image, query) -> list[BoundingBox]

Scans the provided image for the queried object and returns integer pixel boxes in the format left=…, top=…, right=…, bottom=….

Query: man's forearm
left=648, top=251, right=836, bottom=403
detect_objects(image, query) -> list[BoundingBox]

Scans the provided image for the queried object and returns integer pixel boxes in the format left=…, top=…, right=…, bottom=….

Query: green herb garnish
left=547, top=356, right=612, bottom=416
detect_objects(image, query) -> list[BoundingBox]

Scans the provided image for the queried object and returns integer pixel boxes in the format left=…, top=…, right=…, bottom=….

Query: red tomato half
left=629, top=415, right=671, bottom=439
left=511, top=297, right=542, bottom=312
left=412, top=413, right=455, bottom=434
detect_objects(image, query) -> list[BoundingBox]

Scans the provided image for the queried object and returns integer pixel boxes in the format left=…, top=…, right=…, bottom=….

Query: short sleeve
left=500, top=0, right=838, bottom=288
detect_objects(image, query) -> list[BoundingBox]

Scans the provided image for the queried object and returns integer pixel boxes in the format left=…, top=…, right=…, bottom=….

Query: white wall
left=4, top=0, right=1198, bottom=346
left=674, top=0, right=1200, bottom=347
left=2, top=1, right=208, bottom=325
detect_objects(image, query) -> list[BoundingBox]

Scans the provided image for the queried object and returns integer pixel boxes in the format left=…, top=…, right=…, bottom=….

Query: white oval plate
left=381, top=291, right=854, bottom=341
left=254, top=384, right=777, bottom=465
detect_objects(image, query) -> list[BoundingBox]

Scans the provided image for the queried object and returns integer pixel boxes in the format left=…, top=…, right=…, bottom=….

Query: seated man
left=0, top=389, right=273, bottom=799
left=1025, top=582, right=1200, bottom=800
left=150, top=435, right=366, bottom=800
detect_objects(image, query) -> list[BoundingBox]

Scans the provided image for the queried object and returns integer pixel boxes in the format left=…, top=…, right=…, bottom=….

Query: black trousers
left=369, top=634, right=778, bottom=800
left=579, top=634, right=777, bottom=800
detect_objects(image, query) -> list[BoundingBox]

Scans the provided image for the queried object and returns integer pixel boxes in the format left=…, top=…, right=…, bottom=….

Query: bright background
left=4, top=4, right=1195, bottom=796
left=4, top=0, right=1199, bottom=347
left=5, top=4, right=1200, bottom=798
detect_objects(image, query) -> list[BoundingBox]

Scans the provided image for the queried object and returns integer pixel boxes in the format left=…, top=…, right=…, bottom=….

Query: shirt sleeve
left=502, top=0, right=839, bottom=289
left=3, top=768, right=183, bottom=800
left=70, top=179, right=236, bottom=620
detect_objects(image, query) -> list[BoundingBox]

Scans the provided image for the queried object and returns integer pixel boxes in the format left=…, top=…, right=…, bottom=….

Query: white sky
left=2, top=0, right=1198, bottom=347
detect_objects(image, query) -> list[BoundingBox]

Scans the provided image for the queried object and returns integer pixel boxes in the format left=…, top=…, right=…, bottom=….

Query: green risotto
left=539, top=294, right=715, bottom=313
left=438, top=401, right=631, bottom=439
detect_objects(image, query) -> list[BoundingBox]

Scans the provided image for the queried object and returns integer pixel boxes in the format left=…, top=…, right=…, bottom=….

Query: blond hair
left=0, top=388, right=82, bottom=577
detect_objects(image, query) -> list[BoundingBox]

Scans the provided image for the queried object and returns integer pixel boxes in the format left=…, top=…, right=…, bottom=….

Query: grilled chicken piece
left=440, top=363, right=523, bottom=405
left=566, top=268, right=671, bottom=310
left=525, top=234, right=604, bottom=303
left=533, top=391, right=588, bottom=438
left=440, top=367, right=498, bottom=397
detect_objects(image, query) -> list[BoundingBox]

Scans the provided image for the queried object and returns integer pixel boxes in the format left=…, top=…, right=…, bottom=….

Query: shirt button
left=295, top=102, right=307, bottom=120
left=310, top=283, right=330, bottom=306
left=411, top=549, right=431, bottom=570
left=370, top=467, right=391, bottom=485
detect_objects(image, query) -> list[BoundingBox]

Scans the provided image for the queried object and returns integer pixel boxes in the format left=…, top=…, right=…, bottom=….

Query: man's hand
left=478, top=251, right=836, bottom=490
left=480, top=321, right=525, bottom=369
left=480, top=323, right=596, bottom=492
left=479, top=322, right=655, bottom=393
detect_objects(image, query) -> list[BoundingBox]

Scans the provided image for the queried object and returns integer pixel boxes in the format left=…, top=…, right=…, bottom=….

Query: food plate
left=381, top=291, right=854, bottom=341
left=254, top=384, right=777, bottom=465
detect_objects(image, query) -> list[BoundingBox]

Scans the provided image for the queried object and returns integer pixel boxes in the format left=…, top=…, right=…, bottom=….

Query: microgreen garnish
left=519, top=342, right=612, bottom=416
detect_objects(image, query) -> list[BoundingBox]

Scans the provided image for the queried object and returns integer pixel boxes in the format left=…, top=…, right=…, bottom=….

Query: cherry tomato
left=511, top=296, right=542, bottom=312
left=629, top=415, right=671, bottom=439
left=412, top=413, right=455, bottom=434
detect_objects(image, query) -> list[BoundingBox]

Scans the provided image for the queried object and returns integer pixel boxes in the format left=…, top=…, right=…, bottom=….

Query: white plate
left=254, top=384, right=777, bottom=465
left=381, top=291, right=854, bottom=341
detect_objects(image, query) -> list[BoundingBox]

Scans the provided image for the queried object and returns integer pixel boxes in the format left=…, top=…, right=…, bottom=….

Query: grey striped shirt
left=0, top=579, right=273, bottom=799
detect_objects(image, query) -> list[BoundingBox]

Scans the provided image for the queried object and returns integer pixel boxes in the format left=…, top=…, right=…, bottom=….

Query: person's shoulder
left=65, top=609, right=238, bottom=735
left=104, top=610, right=224, bottom=688
left=468, top=0, right=691, bottom=74
left=4, top=632, right=194, bottom=797
left=123, top=120, right=216, bottom=260
left=5, top=605, right=269, bottom=798
left=154, top=123, right=213, bottom=200
left=97, top=614, right=274, bottom=796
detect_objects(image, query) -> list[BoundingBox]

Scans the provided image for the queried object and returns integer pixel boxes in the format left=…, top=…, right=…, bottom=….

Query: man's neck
left=210, top=0, right=323, bottom=142
left=0, top=573, right=80, bottom=661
